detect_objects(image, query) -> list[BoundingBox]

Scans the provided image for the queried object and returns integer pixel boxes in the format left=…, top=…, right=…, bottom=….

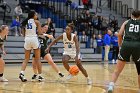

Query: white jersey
left=63, top=33, right=76, bottom=54
left=25, top=19, right=37, bottom=37
left=24, top=19, right=40, bottom=50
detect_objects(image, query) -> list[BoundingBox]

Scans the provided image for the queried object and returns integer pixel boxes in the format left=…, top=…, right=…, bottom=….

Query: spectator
left=103, top=29, right=112, bottom=61
left=46, top=18, right=55, bottom=38
left=79, top=22, right=86, bottom=34
left=80, top=31, right=88, bottom=43
left=14, top=4, right=23, bottom=17
left=74, top=31, right=77, bottom=36
left=10, top=16, right=21, bottom=36
left=96, top=34, right=103, bottom=54
left=85, top=10, right=92, bottom=35
left=65, top=0, right=72, bottom=6
left=111, top=32, right=119, bottom=63
left=82, top=0, right=89, bottom=9
left=90, top=34, right=97, bottom=53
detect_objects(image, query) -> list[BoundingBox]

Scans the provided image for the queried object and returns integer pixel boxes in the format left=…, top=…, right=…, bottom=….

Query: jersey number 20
left=27, top=23, right=32, bottom=29
left=129, top=24, right=139, bottom=32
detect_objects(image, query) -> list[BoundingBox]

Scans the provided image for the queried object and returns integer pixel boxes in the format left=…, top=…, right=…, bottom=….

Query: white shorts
left=24, top=37, right=40, bottom=50
left=63, top=52, right=82, bottom=60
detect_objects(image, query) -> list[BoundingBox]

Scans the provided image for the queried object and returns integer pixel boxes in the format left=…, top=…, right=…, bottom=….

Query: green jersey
left=124, top=19, right=140, bottom=41
left=38, top=36, right=49, bottom=48
left=0, top=36, right=6, bottom=47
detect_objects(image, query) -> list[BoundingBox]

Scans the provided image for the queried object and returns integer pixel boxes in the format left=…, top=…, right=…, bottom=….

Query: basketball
left=69, top=65, right=79, bottom=76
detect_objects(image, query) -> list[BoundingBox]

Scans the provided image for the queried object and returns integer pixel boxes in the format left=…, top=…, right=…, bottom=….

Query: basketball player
left=46, top=23, right=93, bottom=85
left=19, top=10, right=43, bottom=82
left=31, top=24, right=64, bottom=81
left=108, top=10, right=140, bottom=93
left=0, top=25, right=9, bottom=82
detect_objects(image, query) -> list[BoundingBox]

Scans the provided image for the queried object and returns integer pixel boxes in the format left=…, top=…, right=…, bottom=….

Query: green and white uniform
left=63, top=32, right=81, bottom=59
left=118, top=19, right=140, bottom=62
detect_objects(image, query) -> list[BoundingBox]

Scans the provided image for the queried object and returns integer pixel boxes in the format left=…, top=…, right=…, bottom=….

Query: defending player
left=108, top=10, right=140, bottom=93
left=31, top=24, right=64, bottom=81
left=0, top=25, right=9, bottom=82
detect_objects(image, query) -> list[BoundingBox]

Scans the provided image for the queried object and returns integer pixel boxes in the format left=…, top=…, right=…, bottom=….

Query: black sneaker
left=31, top=74, right=37, bottom=81
left=19, top=73, right=27, bottom=82
left=38, top=76, right=45, bottom=82
left=59, top=73, right=64, bottom=78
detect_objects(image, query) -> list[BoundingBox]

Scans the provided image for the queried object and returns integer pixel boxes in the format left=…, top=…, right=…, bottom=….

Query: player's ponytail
left=21, top=10, right=36, bottom=27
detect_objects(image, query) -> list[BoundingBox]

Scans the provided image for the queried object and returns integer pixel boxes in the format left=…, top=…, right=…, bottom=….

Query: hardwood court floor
left=0, top=62, right=138, bottom=93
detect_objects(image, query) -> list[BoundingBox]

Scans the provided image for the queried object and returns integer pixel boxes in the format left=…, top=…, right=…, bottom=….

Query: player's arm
left=21, top=27, right=25, bottom=37
left=1, top=44, right=6, bottom=55
left=73, top=35, right=80, bottom=56
left=118, top=20, right=128, bottom=47
left=43, top=34, right=54, bottom=39
left=35, top=20, right=42, bottom=35
left=46, top=35, right=63, bottom=52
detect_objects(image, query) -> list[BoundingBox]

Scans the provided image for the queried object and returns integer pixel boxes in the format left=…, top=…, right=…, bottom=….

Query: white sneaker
left=87, top=78, right=93, bottom=85
left=38, top=75, right=45, bottom=82
left=31, top=74, right=38, bottom=82
left=0, top=77, right=8, bottom=82
left=112, top=59, right=115, bottom=63
left=107, top=85, right=114, bottom=93
left=66, top=74, right=73, bottom=80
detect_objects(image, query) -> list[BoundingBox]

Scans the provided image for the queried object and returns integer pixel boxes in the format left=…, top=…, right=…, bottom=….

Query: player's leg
left=135, top=63, right=140, bottom=90
left=62, top=55, right=71, bottom=71
left=62, top=55, right=72, bottom=80
left=75, top=55, right=92, bottom=85
left=132, top=42, right=140, bottom=91
left=0, top=55, right=8, bottom=82
left=31, top=56, right=38, bottom=81
left=19, top=49, right=31, bottom=82
left=34, top=48, right=43, bottom=81
left=44, top=53, right=64, bottom=77
left=108, top=59, right=126, bottom=92
left=108, top=41, right=131, bottom=93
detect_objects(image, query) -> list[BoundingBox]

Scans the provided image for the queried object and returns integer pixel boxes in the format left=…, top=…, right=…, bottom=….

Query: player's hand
left=48, top=35, right=54, bottom=39
left=75, top=55, right=79, bottom=61
left=45, top=48, right=50, bottom=53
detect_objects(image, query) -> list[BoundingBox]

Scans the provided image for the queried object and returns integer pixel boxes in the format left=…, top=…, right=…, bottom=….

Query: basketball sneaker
left=107, top=85, right=114, bottom=93
left=107, top=82, right=114, bottom=93
left=38, top=75, right=45, bottom=82
left=31, top=74, right=37, bottom=81
left=19, top=73, right=27, bottom=82
left=58, top=73, right=64, bottom=78
left=66, top=74, right=73, bottom=80
left=0, top=77, right=8, bottom=82
left=87, top=78, right=93, bottom=85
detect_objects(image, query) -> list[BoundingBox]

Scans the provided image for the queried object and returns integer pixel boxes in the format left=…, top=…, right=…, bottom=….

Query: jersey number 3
left=129, top=24, right=139, bottom=32
left=27, top=23, right=32, bottom=29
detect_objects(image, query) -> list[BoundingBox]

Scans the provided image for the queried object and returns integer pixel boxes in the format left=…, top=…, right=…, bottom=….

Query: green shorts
left=118, top=41, right=140, bottom=62
left=32, top=47, right=48, bottom=58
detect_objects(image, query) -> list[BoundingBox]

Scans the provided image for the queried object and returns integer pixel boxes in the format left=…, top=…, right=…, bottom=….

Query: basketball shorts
left=63, top=51, right=82, bottom=60
left=32, top=47, right=48, bottom=58
left=24, top=37, right=40, bottom=50
left=118, top=41, right=140, bottom=62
